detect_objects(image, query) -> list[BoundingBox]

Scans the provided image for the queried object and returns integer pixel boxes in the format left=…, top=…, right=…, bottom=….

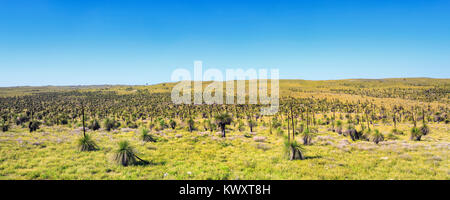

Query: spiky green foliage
left=187, top=118, right=195, bottom=132
left=28, top=120, right=41, bottom=133
left=88, top=119, right=101, bottom=131
left=420, top=124, right=430, bottom=136
left=215, top=113, right=232, bottom=137
left=114, top=140, right=137, bottom=166
left=284, top=139, right=305, bottom=160
left=169, top=119, right=177, bottom=129
left=391, top=128, right=403, bottom=135
left=1, top=120, right=9, bottom=132
left=237, top=120, right=245, bottom=132
left=302, top=127, right=313, bottom=145
left=410, top=127, right=422, bottom=141
left=346, top=124, right=359, bottom=141
left=247, top=119, right=257, bottom=132
left=335, top=120, right=343, bottom=134
left=77, top=134, right=98, bottom=151
left=103, top=118, right=120, bottom=132
left=371, top=129, right=384, bottom=144
left=141, top=128, right=156, bottom=142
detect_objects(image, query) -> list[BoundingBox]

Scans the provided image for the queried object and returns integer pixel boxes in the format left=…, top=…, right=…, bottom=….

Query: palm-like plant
left=284, top=140, right=305, bottom=160
left=88, top=119, right=101, bottom=131
left=114, top=140, right=148, bottom=166
left=141, top=128, right=156, bottom=142
left=410, top=127, right=422, bottom=141
left=335, top=120, right=343, bottom=134
left=302, top=127, right=313, bottom=145
left=371, top=129, right=384, bottom=144
left=247, top=119, right=257, bottom=132
left=169, top=119, right=177, bottom=129
left=77, top=134, right=98, bottom=151
left=215, top=112, right=232, bottom=138
left=345, top=124, right=359, bottom=141
left=187, top=118, right=195, bottom=132
left=1, top=119, right=9, bottom=132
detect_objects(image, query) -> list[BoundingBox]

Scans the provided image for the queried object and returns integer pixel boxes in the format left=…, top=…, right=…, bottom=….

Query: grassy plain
left=0, top=78, right=448, bottom=180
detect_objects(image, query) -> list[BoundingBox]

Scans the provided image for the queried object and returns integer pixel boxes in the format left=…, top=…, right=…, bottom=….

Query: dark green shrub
left=77, top=134, right=98, bottom=151
left=88, top=119, right=101, bottom=131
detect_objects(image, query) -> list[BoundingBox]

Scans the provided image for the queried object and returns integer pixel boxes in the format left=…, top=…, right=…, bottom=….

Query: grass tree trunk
left=221, top=125, right=226, bottom=138
left=82, top=102, right=86, bottom=137
left=287, top=115, right=290, bottom=143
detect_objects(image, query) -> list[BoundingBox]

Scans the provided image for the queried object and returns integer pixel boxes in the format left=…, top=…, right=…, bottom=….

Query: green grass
left=0, top=121, right=448, bottom=180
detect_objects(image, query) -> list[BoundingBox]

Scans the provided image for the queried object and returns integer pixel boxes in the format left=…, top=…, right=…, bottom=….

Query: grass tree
left=77, top=102, right=98, bottom=151
left=335, top=120, right=343, bottom=134
left=419, top=109, right=430, bottom=137
left=114, top=140, right=148, bottom=166
left=1, top=116, right=9, bottom=132
left=77, top=134, right=98, bottom=151
left=284, top=139, right=305, bottom=160
left=141, top=128, right=156, bottom=142
left=247, top=119, right=257, bottom=132
left=215, top=112, right=232, bottom=138
left=169, top=119, right=177, bottom=129
left=88, top=119, right=101, bottom=131
left=302, top=127, right=313, bottom=145
left=371, top=129, right=384, bottom=144
left=28, top=120, right=41, bottom=133
left=104, top=118, right=120, bottom=131
left=346, top=124, right=359, bottom=141
left=410, top=127, right=422, bottom=141
left=187, top=118, right=195, bottom=132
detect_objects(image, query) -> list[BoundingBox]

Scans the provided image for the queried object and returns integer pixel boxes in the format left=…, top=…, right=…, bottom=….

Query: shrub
left=247, top=119, right=257, bottom=132
left=88, top=119, right=101, bottom=131
left=15, top=114, right=30, bottom=125
left=335, top=120, right=343, bottom=134
left=141, top=128, right=156, bottom=142
left=158, top=118, right=167, bottom=130
left=302, top=127, right=313, bottom=145
left=1, top=121, right=9, bottom=132
left=169, top=119, right=177, bottom=129
left=104, top=118, right=120, bottom=131
left=113, top=140, right=147, bottom=166
left=391, top=128, right=403, bottom=135
left=126, top=121, right=138, bottom=129
left=284, top=140, right=305, bottom=160
left=346, top=124, right=359, bottom=141
left=420, top=124, right=430, bottom=136
left=215, top=113, right=232, bottom=137
left=77, top=134, right=98, bottom=151
left=237, top=120, right=245, bottom=132
left=410, top=127, right=422, bottom=141
left=187, top=118, right=195, bottom=132
left=28, top=120, right=41, bottom=132
left=386, top=133, right=398, bottom=140
left=371, top=129, right=384, bottom=144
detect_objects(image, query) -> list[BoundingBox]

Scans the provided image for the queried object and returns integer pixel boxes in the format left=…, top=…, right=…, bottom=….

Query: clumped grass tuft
left=284, top=139, right=305, bottom=160
left=114, top=140, right=137, bottom=166
left=410, top=127, right=422, bottom=141
left=77, top=134, right=98, bottom=151
left=370, top=129, right=384, bottom=144
left=114, top=140, right=148, bottom=166
left=302, top=127, right=313, bottom=145
left=88, top=119, right=101, bottom=131
left=141, top=128, right=156, bottom=142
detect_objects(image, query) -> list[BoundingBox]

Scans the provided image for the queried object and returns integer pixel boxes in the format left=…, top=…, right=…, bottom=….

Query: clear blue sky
left=0, top=0, right=449, bottom=86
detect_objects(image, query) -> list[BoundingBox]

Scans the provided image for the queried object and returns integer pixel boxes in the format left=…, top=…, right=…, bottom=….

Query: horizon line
left=0, top=77, right=448, bottom=88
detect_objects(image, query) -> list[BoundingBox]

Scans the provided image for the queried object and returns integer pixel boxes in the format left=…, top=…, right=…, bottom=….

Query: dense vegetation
left=0, top=78, right=448, bottom=179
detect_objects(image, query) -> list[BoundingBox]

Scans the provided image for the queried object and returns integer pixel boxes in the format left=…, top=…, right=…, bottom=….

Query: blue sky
left=0, top=0, right=449, bottom=86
